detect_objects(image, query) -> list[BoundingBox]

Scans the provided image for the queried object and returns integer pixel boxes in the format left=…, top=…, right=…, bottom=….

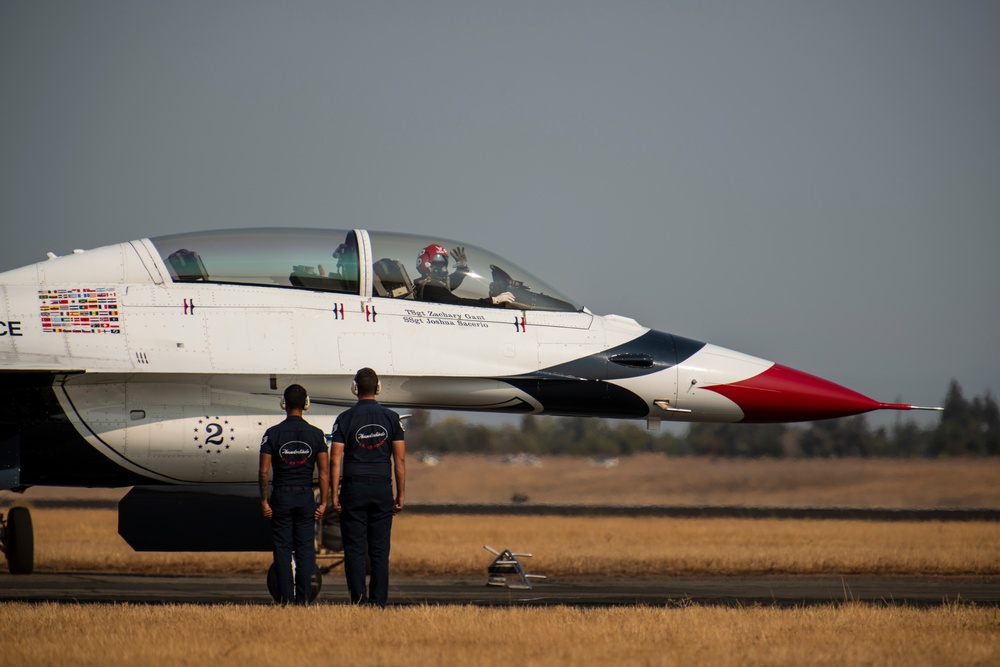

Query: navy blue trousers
left=339, top=479, right=394, bottom=607
left=270, top=489, right=316, bottom=605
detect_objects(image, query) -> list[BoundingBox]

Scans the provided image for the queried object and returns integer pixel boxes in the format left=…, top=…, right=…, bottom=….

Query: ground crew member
left=330, top=367, right=405, bottom=608
left=259, top=384, right=329, bottom=605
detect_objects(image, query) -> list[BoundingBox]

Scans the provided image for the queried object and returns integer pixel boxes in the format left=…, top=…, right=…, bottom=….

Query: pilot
left=332, top=232, right=359, bottom=281
left=311, top=232, right=359, bottom=288
left=414, top=244, right=515, bottom=307
left=258, top=384, right=329, bottom=605
left=330, top=368, right=405, bottom=608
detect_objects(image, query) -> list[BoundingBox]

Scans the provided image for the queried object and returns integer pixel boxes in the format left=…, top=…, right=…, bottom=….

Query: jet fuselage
left=0, top=228, right=926, bottom=488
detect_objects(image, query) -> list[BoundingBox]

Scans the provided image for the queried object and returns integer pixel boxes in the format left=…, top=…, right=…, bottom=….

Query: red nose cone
left=703, top=364, right=883, bottom=423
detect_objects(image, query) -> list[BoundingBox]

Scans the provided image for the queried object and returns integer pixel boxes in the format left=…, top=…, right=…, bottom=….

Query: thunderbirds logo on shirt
left=356, top=424, right=388, bottom=450
left=279, top=441, right=313, bottom=465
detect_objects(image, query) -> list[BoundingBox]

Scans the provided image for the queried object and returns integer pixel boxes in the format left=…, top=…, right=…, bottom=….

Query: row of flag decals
left=39, top=288, right=120, bottom=334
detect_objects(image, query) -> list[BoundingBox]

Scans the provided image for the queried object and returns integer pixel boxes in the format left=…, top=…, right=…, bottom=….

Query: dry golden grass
left=25, top=509, right=1000, bottom=576
left=2, top=602, right=998, bottom=667
left=408, top=454, right=1000, bottom=507
left=6, top=457, right=997, bottom=666
left=6, top=456, right=999, bottom=576
left=8, top=455, right=999, bottom=507
left=396, top=515, right=1000, bottom=577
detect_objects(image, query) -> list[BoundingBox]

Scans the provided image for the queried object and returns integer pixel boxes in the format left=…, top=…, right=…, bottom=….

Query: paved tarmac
left=7, top=498, right=1000, bottom=521
left=2, top=572, right=997, bottom=607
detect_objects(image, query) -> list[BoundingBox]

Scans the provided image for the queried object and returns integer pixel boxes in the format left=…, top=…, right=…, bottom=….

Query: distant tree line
left=404, top=380, right=999, bottom=458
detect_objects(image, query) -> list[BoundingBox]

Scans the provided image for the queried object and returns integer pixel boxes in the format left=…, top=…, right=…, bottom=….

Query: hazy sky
left=2, top=2, right=997, bottom=426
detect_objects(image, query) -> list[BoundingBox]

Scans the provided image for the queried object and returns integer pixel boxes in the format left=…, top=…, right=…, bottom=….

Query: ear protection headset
left=351, top=376, right=381, bottom=396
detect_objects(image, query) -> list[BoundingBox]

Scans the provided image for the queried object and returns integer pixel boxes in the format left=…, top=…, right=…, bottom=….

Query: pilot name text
left=403, top=310, right=490, bottom=329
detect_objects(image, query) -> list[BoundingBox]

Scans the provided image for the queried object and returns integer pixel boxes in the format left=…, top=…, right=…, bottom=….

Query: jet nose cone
left=703, top=364, right=882, bottom=423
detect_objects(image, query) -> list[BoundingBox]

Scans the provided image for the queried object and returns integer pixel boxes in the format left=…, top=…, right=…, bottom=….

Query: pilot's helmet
left=417, top=244, right=449, bottom=279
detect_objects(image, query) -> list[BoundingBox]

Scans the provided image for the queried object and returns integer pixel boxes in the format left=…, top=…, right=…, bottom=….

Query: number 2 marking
left=205, top=423, right=224, bottom=446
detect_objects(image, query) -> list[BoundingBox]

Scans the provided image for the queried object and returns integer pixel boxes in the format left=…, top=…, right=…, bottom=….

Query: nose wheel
left=1, top=506, right=34, bottom=574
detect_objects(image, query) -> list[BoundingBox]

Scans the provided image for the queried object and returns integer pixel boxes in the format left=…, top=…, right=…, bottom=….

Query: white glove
left=491, top=292, right=515, bottom=305
left=451, top=246, right=468, bottom=271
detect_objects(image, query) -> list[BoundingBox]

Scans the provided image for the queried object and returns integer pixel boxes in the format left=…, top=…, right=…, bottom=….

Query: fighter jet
left=0, top=228, right=939, bottom=578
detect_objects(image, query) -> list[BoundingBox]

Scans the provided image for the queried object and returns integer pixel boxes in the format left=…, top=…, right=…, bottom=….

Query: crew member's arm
left=315, top=450, right=330, bottom=520
left=330, top=441, right=344, bottom=514
left=258, top=453, right=272, bottom=519
left=391, top=439, right=406, bottom=514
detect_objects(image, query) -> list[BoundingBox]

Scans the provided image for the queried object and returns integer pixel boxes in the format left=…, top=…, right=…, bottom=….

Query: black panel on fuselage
left=0, top=374, right=154, bottom=487
left=529, top=330, right=705, bottom=381
left=503, top=330, right=706, bottom=418
left=502, top=377, right=651, bottom=418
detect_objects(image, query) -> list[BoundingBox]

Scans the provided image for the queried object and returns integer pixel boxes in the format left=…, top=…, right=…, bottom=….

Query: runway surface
left=7, top=498, right=1000, bottom=521
left=2, top=572, right=997, bottom=607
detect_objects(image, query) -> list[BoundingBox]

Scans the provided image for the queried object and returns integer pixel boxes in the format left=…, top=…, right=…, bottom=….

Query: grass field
left=18, top=509, right=1000, bottom=576
left=2, top=602, right=998, bottom=667
left=3, top=455, right=999, bottom=576
left=4, top=456, right=999, bottom=666
left=407, top=455, right=1000, bottom=507
left=6, top=454, right=1000, bottom=507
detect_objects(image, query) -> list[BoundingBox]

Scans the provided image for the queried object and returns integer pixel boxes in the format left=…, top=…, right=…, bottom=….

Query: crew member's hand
left=451, top=246, right=468, bottom=270
left=314, top=503, right=326, bottom=521
left=332, top=497, right=341, bottom=514
left=261, top=500, right=272, bottom=520
left=491, top=292, right=515, bottom=305
left=393, top=495, right=405, bottom=515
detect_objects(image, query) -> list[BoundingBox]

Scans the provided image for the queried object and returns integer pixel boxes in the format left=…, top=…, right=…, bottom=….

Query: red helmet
left=416, top=244, right=449, bottom=277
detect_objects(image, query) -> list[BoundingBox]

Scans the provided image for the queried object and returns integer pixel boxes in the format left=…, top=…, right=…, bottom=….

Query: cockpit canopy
left=150, top=228, right=581, bottom=312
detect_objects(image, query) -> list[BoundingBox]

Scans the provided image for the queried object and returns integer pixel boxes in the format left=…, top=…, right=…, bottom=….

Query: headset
left=351, top=373, right=381, bottom=397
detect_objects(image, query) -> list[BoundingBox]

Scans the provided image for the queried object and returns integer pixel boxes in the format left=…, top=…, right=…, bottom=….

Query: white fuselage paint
left=0, top=234, right=767, bottom=484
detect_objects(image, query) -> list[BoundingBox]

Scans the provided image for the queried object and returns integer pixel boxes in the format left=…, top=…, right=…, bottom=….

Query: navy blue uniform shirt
left=259, top=415, right=328, bottom=488
left=331, top=399, right=404, bottom=477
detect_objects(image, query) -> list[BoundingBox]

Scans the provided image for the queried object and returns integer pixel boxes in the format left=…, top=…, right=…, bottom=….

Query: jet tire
left=4, top=507, right=34, bottom=575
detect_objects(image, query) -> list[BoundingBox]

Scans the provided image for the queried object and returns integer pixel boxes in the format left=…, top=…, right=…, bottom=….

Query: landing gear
left=1, top=506, right=34, bottom=575
left=266, top=559, right=322, bottom=603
